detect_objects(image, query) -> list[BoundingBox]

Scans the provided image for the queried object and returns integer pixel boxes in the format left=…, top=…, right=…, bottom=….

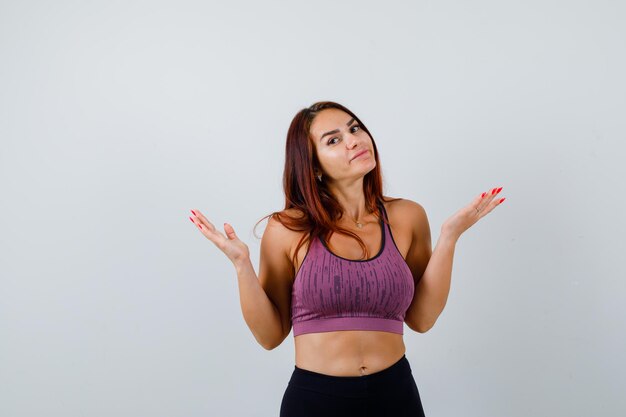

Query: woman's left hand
left=441, top=186, right=505, bottom=240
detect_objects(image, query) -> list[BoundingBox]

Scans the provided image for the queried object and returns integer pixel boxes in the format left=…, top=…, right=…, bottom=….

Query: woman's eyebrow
left=319, top=118, right=356, bottom=142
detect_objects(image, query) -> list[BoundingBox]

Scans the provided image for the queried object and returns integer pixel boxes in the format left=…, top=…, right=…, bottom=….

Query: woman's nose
left=346, top=134, right=360, bottom=148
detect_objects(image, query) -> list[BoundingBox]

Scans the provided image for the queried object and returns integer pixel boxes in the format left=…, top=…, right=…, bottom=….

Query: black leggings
left=279, top=354, right=426, bottom=417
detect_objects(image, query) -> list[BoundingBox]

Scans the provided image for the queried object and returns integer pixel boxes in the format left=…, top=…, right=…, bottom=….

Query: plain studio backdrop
left=1, top=1, right=624, bottom=416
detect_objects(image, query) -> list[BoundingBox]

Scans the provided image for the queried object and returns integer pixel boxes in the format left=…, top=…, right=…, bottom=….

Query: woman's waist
left=294, top=330, right=405, bottom=377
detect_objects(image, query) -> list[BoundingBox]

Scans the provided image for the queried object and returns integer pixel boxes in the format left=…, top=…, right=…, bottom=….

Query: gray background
left=1, top=0, right=625, bottom=416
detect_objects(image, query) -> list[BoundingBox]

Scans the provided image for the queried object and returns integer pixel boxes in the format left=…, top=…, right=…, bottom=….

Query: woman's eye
left=327, top=125, right=360, bottom=145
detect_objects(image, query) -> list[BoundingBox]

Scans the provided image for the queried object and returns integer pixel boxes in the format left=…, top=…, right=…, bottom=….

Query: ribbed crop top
left=291, top=200, right=415, bottom=336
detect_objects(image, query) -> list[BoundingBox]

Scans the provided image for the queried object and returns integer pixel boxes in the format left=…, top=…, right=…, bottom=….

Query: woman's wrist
left=233, top=256, right=253, bottom=273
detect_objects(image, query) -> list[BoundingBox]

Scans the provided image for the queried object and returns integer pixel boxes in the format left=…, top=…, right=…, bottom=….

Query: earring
left=316, top=173, right=322, bottom=182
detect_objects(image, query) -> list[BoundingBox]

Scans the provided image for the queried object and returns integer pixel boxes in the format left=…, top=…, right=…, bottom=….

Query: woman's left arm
left=405, top=187, right=505, bottom=333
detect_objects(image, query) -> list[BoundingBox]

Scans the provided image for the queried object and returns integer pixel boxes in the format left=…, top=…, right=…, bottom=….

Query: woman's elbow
left=405, top=319, right=432, bottom=334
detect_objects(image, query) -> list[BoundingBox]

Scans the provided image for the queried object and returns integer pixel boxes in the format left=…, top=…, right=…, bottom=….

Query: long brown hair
left=253, top=101, right=400, bottom=272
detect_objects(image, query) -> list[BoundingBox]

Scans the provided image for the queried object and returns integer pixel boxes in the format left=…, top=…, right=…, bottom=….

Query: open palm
left=189, top=209, right=250, bottom=265
left=441, top=186, right=506, bottom=239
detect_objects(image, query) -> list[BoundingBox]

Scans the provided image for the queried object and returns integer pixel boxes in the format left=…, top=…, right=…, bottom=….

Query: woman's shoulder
left=281, top=207, right=307, bottom=218
left=266, top=207, right=308, bottom=236
left=381, top=195, right=424, bottom=209
left=266, top=208, right=312, bottom=268
left=381, top=196, right=427, bottom=225
left=269, top=207, right=307, bottom=226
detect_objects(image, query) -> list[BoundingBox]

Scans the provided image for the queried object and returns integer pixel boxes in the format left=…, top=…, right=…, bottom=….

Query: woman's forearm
left=406, top=231, right=457, bottom=332
left=234, top=258, right=283, bottom=350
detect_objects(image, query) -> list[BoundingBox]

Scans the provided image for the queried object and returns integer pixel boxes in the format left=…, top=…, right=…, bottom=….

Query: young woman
left=189, top=101, right=505, bottom=416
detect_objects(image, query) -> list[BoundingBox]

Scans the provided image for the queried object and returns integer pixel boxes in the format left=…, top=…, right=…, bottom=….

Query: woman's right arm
left=234, top=257, right=285, bottom=350
left=190, top=210, right=291, bottom=350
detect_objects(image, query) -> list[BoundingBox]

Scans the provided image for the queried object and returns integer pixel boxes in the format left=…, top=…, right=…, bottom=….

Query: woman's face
left=309, top=108, right=376, bottom=184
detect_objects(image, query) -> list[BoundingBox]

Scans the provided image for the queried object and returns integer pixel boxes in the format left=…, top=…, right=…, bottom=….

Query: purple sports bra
left=291, top=200, right=415, bottom=337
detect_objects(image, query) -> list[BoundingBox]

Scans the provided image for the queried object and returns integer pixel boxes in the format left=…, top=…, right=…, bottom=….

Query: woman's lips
left=351, top=150, right=368, bottom=161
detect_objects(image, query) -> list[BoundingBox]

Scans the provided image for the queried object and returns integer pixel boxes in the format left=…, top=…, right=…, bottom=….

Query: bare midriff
left=294, top=330, right=406, bottom=376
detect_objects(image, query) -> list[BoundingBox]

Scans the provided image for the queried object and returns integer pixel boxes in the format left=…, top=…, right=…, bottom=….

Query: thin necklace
left=348, top=212, right=366, bottom=229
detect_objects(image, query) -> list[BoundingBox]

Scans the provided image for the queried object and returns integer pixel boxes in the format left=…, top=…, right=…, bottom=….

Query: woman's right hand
left=189, top=209, right=250, bottom=266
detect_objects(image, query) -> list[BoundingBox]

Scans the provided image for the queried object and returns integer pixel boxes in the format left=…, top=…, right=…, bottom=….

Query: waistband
left=288, top=354, right=413, bottom=398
